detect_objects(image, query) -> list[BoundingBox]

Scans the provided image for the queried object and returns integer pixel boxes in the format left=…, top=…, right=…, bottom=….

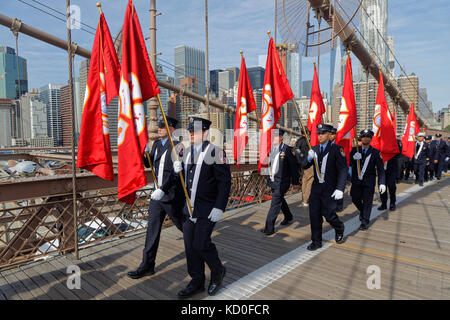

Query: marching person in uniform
left=261, top=128, right=300, bottom=236
left=303, top=124, right=346, bottom=250
left=127, top=116, right=185, bottom=279
left=349, top=129, right=386, bottom=230
left=424, top=135, right=434, bottom=182
left=329, top=126, right=345, bottom=212
left=171, top=116, right=231, bottom=299
left=430, top=133, right=448, bottom=180
left=413, top=132, right=430, bottom=186
left=379, top=138, right=401, bottom=211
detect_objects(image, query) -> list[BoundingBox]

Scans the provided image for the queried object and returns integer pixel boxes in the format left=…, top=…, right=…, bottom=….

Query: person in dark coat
left=412, top=132, right=430, bottom=186
left=349, top=129, right=386, bottom=230
left=171, top=117, right=231, bottom=299
left=303, top=124, right=346, bottom=251
left=429, top=133, right=449, bottom=180
left=127, top=116, right=185, bottom=279
left=379, top=138, right=401, bottom=211
left=261, top=129, right=300, bottom=235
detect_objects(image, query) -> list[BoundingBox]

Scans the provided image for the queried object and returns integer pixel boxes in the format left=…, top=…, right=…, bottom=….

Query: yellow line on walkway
left=231, top=219, right=450, bottom=273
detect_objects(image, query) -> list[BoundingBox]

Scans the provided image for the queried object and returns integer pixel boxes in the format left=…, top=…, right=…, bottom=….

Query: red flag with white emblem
left=118, top=0, right=161, bottom=204
left=234, top=55, right=256, bottom=166
left=371, top=71, right=399, bottom=162
left=401, top=104, right=419, bottom=160
left=77, top=13, right=120, bottom=181
left=307, top=65, right=326, bottom=147
left=258, top=37, right=294, bottom=173
left=336, top=55, right=357, bottom=166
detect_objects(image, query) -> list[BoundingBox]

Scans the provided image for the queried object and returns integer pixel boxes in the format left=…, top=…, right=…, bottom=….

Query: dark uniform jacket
left=412, top=141, right=430, bottom=165
left=266, top=142, right=299, bottom=193
left=349, top=146, right=386, bottom=187
left=294, top=136, right=309, bottom=167
left=302, top=142, right=347, bottom=195
left=430, top=140, right=448, bottom=162
left=143, top=138, right=184, bottom=203
left=166, top=141, right=231, bottom=219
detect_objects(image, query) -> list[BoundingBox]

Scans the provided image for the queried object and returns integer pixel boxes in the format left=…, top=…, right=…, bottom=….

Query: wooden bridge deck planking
left=0, top=177, right=448, bottom=300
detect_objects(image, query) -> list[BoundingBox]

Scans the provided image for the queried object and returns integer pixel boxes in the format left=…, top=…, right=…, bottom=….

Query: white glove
left=445, top=157, right=449, bottom=162
left=379, top=184, right=386, bottom=194
left=331, top=189, right=343, bottom=200
left=208, top=208, right=223, bottom=222
left=173, top=160, right=182, bottom=173
left=353, top=152, right=362, bottom=160
left=189, top=216, right=197, bottom=223
left=307, top=149, right=316, bottom=161
left=151, top=188, right=165, bottom=201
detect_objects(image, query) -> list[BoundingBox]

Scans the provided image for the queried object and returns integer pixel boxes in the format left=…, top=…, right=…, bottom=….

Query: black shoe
left=377, top=205, right=387, bottom=210
left=307, top=242, right=322, bottom=251
left=335, top=230, right=345, bottom=244
left=127, top=267, right=155, bottom=279
left=419, top=182, right=423, bottom=186
left=389, top=203, right=396, bottom=211
left=280, top=217, right=293, bottom=225
left=437, top=177, right=441, bottom=180
left=208, top=267, right=226, bottom=296
left=260, top=228, right=275, bottom=236
left=177, top=284, right=205, bottom=299
left=336, top=207, right=343, bottom=213
left=359, top=224, right=369, bottom=231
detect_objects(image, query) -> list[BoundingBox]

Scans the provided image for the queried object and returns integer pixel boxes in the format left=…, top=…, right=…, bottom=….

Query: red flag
left=234, top=55, right=256, bottom=166
left=77, top=13, right=120, bottom=181
left=336, top=55, right=357, bottom=166
left=258, top=38, right=294, bottom=173
left=401, top=104, right=419, bottom=160
left=371, top=71, right=399, bottom=162
left=118, top=0, right=161, bottom=204
left=307, top=65, right=326, bottom=147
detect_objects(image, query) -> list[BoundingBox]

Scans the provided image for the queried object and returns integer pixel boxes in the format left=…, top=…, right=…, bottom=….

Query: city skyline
left=0, top=1, right=448, bottom=112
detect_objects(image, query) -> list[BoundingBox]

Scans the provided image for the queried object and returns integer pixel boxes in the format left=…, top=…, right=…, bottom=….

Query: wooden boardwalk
left=0, top=177, right=449, bottom=300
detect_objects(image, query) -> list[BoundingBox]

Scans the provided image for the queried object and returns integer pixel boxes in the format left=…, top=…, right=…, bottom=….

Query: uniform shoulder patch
left=219, top=150, right=227, bottom=164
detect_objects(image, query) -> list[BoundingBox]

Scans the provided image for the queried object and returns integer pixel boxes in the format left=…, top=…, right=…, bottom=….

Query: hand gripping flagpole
left=156, top=94, right=194, bottom=217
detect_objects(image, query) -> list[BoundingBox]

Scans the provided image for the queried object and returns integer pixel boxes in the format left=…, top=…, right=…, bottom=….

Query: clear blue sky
left=1, top=0, right=449, bottom=111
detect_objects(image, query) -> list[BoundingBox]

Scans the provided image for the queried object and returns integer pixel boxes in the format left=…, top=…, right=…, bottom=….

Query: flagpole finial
left=240, top=50, right=243, bottom=56
left=267, top=30, right=272, bottom=38
left=346, top=50, right=350, bottom=57
left=96, top=2, right=102, bottom=14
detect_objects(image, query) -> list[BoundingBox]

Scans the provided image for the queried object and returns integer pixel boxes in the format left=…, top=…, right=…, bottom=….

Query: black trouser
left=308, top=189, right=344, bottom=245
left=351, top=183, right=375, bottom=226
left=405, top=161, right=414, bottom=179
left=182, top=217, right=223, bottom=287
left=414, top=162, right=426, bottom=184
left=425, top=163, right=434, bottom=181
left=435, top=159, right=446, bottom=179
left=264, top=187, right=293, bottom=232
left=139, top=200, right=184, bottom=271
left=336, top=198, right=344, bottom=211
left=380, top=177, right=396, bottom=207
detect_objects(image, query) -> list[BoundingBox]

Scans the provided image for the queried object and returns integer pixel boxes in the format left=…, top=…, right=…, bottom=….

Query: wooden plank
left=0, top=271, right=19, bottom=300
left=8, top=265, right=50, bottom=300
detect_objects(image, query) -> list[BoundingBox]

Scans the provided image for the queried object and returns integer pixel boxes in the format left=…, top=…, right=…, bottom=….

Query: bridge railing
left=0, top=164, right=275, bottom=270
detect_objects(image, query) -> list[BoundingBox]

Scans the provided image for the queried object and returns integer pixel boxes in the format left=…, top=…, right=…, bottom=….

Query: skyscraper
left=0, top=46, right=28, bottom=99
left=19, top=89, right=48, bottom=141
left=178, top=76, right=199, bottom=128
left=78, top=59, right=89, bottom=133
left=174, top=45, right=206, bottom=96
left=357, top=0, right=389, bottom=81
left=156, top=63, right=174, bottom=118
left=209, top=69, right=223, bottom=98
left=329, top=41, right=345, bottom=107
left=40, top=84, right=63, bottom=146
left=247, top=67, right=264, bottom=90
left=218, top=70, right=234, bottom=97
left=0, top=99, right=12, bottom=147
left=60, top=84, right=74, bottom=147
left=387, top=36, right=395, bottom=78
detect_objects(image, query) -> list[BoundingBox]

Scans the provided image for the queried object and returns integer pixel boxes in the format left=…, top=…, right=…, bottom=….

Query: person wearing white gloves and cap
left=170, top=116, right=231, bottom=299
left=302, top=123, right=346, bottom=250
left=349, top=129, right=386, bottom=231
